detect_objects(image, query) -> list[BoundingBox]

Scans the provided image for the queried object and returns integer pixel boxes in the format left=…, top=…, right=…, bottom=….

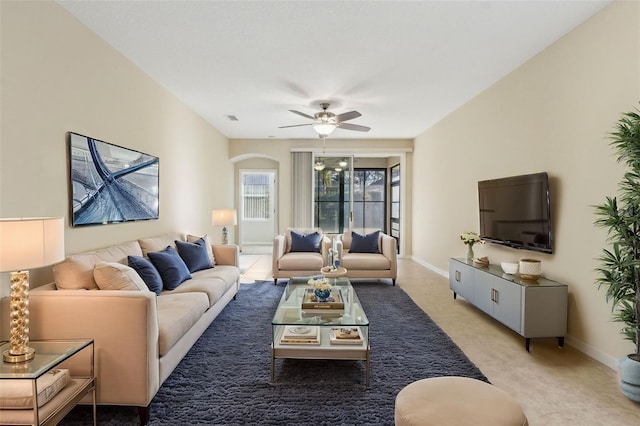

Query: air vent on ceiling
left=226, top=115, right=239, bottom=121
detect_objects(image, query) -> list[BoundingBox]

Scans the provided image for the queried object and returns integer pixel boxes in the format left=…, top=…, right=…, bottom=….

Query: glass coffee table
left=271, top=276, right=370, bottom=385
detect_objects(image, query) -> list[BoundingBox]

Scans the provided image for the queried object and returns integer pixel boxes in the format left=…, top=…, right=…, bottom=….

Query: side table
left=0, top=339, right=96, bottom=426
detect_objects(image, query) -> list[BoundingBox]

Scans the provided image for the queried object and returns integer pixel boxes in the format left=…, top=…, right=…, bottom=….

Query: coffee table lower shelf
left=271, top=328, right=370, bottom=386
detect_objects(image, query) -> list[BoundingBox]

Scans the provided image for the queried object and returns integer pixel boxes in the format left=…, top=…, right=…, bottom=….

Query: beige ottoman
left=395, top=377, right=528, bottom=426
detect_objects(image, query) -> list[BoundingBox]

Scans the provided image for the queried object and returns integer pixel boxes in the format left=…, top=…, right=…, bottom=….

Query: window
left=242, top=173, right=271, bottom=220
left=390, top=164, right=400, bottom=252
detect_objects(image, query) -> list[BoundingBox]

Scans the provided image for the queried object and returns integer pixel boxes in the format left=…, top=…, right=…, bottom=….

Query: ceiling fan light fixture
left=312, top=123, right=337, bottom=136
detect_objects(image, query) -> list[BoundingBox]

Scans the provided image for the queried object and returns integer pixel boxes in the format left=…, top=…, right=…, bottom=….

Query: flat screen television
left=478, top=172, right=552, bottom=254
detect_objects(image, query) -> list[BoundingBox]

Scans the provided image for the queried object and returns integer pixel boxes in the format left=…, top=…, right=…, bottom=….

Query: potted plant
left=594, top=108, right=640, bottom=402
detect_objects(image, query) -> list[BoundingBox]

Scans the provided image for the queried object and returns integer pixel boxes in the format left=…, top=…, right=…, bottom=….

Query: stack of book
left=329, top=327, right=363, bottom=345
left=279, top=325, right=320, bottom=345
left=301, top=289, right=345, bottom=317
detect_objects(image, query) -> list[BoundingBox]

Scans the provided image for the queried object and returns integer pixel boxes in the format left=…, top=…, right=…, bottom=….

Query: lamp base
left=3, top=347, right=35, bottom=363
left=222, top=226, right=229, bottom=245
left=5, top=271, right=35, bottom=363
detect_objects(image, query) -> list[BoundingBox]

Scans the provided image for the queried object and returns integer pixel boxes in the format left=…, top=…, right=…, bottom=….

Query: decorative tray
left=320, top=267, right=348, bottom=278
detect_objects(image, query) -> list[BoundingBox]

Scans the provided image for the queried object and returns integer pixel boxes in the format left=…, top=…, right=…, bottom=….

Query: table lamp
left=0, top=217, right=64, bottom=363
left=212, top=209, right=237, bottom=245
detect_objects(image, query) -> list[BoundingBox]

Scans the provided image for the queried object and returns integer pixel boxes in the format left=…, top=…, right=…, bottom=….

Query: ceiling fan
left=279, top=103, right=371, bottom=137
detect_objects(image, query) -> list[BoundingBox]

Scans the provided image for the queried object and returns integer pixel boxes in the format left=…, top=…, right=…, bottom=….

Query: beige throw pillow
left=53, top=240, right=143, bottom=290
left=93, top=261, right=149, bottom=291
left=138, top=233, right=183, bottom=257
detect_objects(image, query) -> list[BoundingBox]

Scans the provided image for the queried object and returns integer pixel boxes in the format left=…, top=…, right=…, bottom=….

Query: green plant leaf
left=594, top=106, right=640, bottom=355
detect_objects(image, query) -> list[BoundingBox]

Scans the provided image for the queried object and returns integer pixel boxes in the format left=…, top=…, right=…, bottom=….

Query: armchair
left=336, top=229, right=397, bottom=285
left=272, top=228, right=330, bottom=284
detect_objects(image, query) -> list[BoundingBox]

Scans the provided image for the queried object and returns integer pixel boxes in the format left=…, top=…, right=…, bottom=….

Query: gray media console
left=449, top=258, right=568, bottom=352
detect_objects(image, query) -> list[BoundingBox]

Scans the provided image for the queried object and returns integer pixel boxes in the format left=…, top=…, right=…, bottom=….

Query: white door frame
left=238, top=169, right=278, bottom=250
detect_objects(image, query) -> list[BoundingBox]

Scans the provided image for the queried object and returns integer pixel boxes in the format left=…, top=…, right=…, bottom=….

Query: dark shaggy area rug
left=61, top=281, right=487, bottom=425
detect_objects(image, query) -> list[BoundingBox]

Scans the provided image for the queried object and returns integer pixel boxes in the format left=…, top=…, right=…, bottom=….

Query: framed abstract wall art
left=68, top=132, right=159, bottom=227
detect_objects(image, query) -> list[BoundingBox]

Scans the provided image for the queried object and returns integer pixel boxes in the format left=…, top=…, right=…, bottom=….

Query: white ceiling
left=58, top=0, right=610, bottom=140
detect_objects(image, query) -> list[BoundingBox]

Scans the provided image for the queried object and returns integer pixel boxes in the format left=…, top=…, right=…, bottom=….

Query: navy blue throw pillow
left=128, top=255, right=163, bottom=295
left=147, top=246, right=192, bottom=290
left=290, top=231, right=322, bottom=252
left=175, top=238, right=213, bottom=273
left=350, top=231, right=380, bottom=253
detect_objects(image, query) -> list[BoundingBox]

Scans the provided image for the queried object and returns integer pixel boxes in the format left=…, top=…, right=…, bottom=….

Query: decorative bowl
left=501, top=262, right=519, bottom=275
left=320, top=266, right=347, bottom=278
left=519, top=258, right=542, bottom=280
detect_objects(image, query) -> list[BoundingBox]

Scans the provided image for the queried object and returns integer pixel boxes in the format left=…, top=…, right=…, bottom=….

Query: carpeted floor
left=61, top=281, right=487, bottom=425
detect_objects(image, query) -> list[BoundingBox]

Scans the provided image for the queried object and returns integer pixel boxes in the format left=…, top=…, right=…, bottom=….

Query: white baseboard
left=409, top=255, right=619, bottom=372
left=409, top=256, right=448, bottom=278
left=564, top=335, right=619, bottom=370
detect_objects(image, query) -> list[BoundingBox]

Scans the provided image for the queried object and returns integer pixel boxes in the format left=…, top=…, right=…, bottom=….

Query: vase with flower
left=308, top=277, right=333, bottom=302
left=460, top=231, right=481, bottom=259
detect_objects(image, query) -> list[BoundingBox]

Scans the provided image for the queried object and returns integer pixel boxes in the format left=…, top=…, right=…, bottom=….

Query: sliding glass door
left=313, top=157, right=351, bottom=234
left=313, top=156, right=387, bottom=234
left=352, top=169, right=386, bottom=231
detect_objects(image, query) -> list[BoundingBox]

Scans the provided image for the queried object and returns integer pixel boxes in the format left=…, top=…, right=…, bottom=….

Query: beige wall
left=412, top=0, right=640, bottom=367
left=0, top=1, right=233, bottom=290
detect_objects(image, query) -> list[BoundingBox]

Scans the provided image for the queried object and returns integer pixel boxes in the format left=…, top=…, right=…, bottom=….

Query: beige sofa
left=272, top=227, right=331, bottom=284
left=336, top=229, right=398, bottom=285
left=0, top=232, right=240, bottom=424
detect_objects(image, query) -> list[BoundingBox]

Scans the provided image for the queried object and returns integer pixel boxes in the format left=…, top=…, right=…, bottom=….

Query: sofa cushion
left=340, top=228, right=381, bottom=250
left=163, top=266, right=238, bottom=307
left=286, top=227, right=322, bottom=253
left=156, top=293, right=209, bottom=357
left=148, top=246, right=192, bottom=290
left=128, top=256, right=163, bottom=294
left=341, top=252, right=391, bottom=270
left=175, top=238, right=213, bottom=273
left=290, top=230, right=322, bottom=252
left=350, top=230, right=380, bottom=253
left=93, top=261, right=149, bottom=291
left=278, top=252, right=324, bottom=271
left=53, top=240, right=143, bottom=290
left=186, top=234, right=215, bottom=265
left=138, top=233, right=183, bottom=257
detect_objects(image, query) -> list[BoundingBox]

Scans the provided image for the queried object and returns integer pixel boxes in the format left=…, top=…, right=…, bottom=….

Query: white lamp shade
left=212, top=209, right=237, bottom=227
left=312, top=123, right=337, bottom=136
left=0, top=217, right=65, bottom=272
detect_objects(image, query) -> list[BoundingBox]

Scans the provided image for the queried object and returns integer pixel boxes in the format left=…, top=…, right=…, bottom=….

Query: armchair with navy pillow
left=336, top=228, right=397, bottom=285
left=272, top=228, right=331, bottom=284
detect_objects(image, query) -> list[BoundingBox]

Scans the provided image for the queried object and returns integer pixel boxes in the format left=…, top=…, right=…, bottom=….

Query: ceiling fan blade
left=278, top=123, right=313, bottom=129
left=338, top=122, right=371, bottom=132
left=289, top=110, right=315, bottom=120
left=335, top=111, right=361, bottom=123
